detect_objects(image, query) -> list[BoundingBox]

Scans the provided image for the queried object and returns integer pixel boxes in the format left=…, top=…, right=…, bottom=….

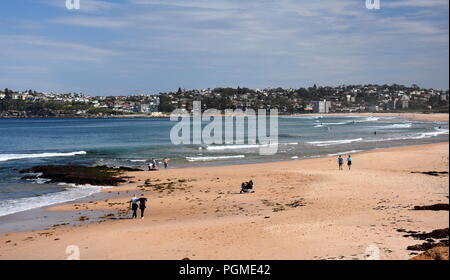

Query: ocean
left=0, top=116, right=448, bottom=217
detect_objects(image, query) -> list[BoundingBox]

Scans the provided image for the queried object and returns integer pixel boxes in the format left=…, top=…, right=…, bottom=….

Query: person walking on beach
left=138, top=194, right=148, bottom=219
left=163, top=157, right=170, bottom=169
left=347, top=155, right=353, bottom=170
left=129, top=194, right=139, bottom=219
left=338, top=155, right=344, bottom=170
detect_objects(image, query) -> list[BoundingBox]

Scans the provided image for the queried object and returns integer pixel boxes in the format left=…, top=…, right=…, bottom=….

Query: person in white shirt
left=129, top=194, right=139, bottom=219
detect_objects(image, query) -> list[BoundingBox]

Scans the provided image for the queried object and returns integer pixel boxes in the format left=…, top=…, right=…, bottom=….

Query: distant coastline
left=2, top=84, right=449, bottom=120
left=0, top=114, right=168, bottom=119
left=0, top=112, right=448, bottom=122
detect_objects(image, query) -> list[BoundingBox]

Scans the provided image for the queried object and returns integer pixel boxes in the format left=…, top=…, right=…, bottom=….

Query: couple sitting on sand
left=148, top=158, right=158, bottom=171
left=129, top=194, right=148, bottom=219
left=240, top=180, right=254, bottom=194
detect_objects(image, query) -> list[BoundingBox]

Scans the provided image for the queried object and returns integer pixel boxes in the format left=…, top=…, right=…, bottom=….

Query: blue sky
left=0, top=0, right=448, bottom=95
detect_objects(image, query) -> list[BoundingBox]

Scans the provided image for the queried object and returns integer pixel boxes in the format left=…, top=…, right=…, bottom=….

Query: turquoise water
left=0, top=116, right=448, bottom=217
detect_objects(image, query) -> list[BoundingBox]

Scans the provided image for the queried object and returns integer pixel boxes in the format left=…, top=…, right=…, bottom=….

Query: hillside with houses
left=0, top=84, right=448, bottom=118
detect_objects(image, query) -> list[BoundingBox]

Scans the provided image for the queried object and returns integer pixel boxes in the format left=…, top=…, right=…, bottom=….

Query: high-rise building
left=149, top=96, right=160, bottom=113
left=312, top=100, right=331, bottom=113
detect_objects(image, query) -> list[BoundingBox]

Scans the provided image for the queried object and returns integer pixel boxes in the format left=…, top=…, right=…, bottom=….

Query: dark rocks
left=407, top=240, right=449, bottom=251
left=397, top=229, right=418, bottom=234
left=78, top=216, right=89, bottom=222
left=99, top=213, right=116, bottom=220
left=21, top=175, right=39, bottom=180
left=411, top=171, right=449, bottom=176
left=118, top=166, right=143, bottom=172
left=285, top=199, right=306, bottom=208
left=19, top=165, right=136, bottom=186
left=272, top=206, right=285, bottom=212
left=413, top=204, right=449, bottom=211
left=404, top=228, right=449, bottom=240
left=95, top=165, right=143, bottom=172
left=405, top=228, right=449, bottom=252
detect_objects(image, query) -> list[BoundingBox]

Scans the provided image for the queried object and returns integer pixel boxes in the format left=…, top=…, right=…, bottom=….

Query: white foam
left=376, top=123, right=412, bottom=129
left=206, top=144, right=275, bottom=151
left=0, top=184, right=112, bottom=217
left=358, top=117, right=380, bottom=122
left=327, top=150, right=363, bottom=157
left=129, top=159, right=146, bottom=162
left=281, top=116, right=322, bottom=119
left=186, top=155, right=245, bottom=162
left=307, top=138, right=363, bottom=147
left=416, top=127, right=449, bottom=138
left=0, top=151, right=87, bottom=162
left=206, top=142, right=297, bottom=151
left=366, top=127, right=449, bottom=142
left=33, top=178, right=52, bottom=184
left=280, top=142, right=299, bottom=145
left=322, top=122, right=347, bottom=125
left=314, top=118, right=380, bottom=127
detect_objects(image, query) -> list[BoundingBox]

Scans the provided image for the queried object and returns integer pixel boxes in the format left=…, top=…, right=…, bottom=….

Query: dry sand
left=0, top=143, right=448, bottom=260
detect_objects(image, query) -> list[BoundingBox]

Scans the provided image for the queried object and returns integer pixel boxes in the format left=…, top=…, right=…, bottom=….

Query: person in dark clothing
left=240, top=182, right=247, bottom=193
left=347, top=155, right=353, bottom=170
left=240, top=180, right=254, bottom=193
left=338, top=155, right=344, bottom=170
left=138, top=194, right=148, bottom=219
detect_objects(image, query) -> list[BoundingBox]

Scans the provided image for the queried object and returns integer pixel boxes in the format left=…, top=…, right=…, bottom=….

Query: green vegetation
left=0, top=99, right=127, bottom=117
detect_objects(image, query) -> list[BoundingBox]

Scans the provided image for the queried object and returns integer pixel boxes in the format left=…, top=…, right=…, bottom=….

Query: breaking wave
left=186, top=155, right=245, bottom=162
left=0, top=151, right=87, bottom=162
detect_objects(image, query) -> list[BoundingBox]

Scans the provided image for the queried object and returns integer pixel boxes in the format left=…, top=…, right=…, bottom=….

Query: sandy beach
left=292, top=113, right=449, bottom=122
left=0, top=141, right=448, bottom=260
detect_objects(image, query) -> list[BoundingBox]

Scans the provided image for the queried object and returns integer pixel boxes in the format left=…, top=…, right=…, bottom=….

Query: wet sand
left=0, top=142, right=448, bottom=260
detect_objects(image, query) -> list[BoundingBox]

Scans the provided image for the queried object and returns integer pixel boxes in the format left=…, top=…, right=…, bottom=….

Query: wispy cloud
left=52, top=16, right=130, bottom=28
left=384, top=0, right=449, bottom=8
left=0, top=0, right=448, bottom=94
left=0, top=35, right=118, bottom=62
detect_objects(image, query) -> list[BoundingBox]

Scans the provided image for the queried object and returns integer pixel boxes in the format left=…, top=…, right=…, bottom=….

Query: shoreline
left=286, top=112, right=449, bottom=122
left=0, top=142, right=448, bottom=259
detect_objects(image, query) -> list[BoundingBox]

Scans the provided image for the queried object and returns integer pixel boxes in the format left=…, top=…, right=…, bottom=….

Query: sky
left=0, top=0, right=448, bottom=96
